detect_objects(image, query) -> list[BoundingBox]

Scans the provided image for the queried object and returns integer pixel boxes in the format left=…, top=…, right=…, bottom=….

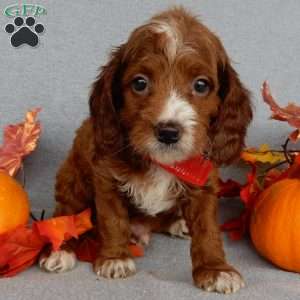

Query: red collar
left=153, top=155, right=213, bottom=186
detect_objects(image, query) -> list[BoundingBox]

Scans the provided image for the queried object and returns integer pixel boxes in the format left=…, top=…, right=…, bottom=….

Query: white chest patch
left=119, top=166, right=184, bottom=216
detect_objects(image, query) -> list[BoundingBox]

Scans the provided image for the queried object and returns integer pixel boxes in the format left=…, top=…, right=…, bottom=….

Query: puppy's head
left=90, top=7, right=252, bottom=165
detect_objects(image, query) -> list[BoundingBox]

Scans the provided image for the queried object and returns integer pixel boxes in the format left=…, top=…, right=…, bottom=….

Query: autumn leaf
left=0, top=209, right=93, bottom=277
left=262, top=81, right=300, bottom=142
left=239, top=164, right=261, bottom=207
left=263, top=168, right=283, bottom=188
left=221, top=164, right=262, bottom=240
left=34, top=209, right=93, bottom=251
left=220, top=212, right=248, bottom=241
left=0, top=208, right=144, bottom=277
left=34, top=217, right=78, bottom=251
left=128, top=244, right=144, bottom=257
left=241, top=144, right=285, bottom=164
left=0, top=226, right=45, bottom=277
left=0, top=108, right=42, bottom=176
left=218, top=179, right=242, bottom=198
left=289, top=129, right=300, bottom=143
left=74, top=209, right=94, bottom=236
left=283, top=154, right=300, bottom=179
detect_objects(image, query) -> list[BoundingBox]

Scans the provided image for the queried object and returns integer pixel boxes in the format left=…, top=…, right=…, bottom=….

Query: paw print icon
left=5, top=16, right=44, bottom=47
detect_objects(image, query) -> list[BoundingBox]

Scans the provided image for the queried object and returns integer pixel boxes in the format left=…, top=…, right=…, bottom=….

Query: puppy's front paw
left=167, top=218, right=190, bottom=239
left=194, top=268, right=245, bottom=294
left=39, top=250, right=77, bottom=273
left=94, top=257, right=136, bottom=279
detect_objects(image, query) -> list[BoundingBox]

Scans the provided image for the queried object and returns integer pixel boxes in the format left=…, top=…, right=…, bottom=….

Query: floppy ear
left=89, top=46, right=126, bottom=156
left=209, top=60, right=253, bottom=165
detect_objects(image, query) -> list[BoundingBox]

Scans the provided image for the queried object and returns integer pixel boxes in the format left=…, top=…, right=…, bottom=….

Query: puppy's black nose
left=155, top=122, right=182, bottom=145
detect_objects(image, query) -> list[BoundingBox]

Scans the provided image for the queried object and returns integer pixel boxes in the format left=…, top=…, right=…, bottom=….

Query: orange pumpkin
left=250, top=178, right=300, bottom=272
left=0, top=171, right=30, bottom=234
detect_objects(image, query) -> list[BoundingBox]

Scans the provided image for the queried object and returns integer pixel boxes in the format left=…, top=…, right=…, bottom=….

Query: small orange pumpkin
left=250, top=178, right=300, bottom=272
left=0, top=171, right=30, bottom=234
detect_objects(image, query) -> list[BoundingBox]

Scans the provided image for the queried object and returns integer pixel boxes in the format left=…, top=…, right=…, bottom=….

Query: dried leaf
left=0, top=108, right=42, bottom=176
left=241, top=144, right=285, bottom=164
left=264, top=168, right=283, bottom=188
left=0, top=226, right=45, bottom=277
left=221, top=165, right=261, bottom=240
left=240, top=164, right=261, bottom=206
left=285, top=154, right=300, bottom=179
left=0, top=209, right=93, bottom=277
left=221, top=212, right=248, bottom=241
left=262, top=81, right=300, bottom=129
left=34, top=209, right=93, bottom=251
left=218, top=179, right=242, bottom=198
left=0, top=209, right=144, bottom=277
left=34, top=217, right=78, bottom=251
left=289, top=129, right=300, bottom=143
left=268, top=154, right=300, bottom=182
left=74, top=209, right=93, bottom=236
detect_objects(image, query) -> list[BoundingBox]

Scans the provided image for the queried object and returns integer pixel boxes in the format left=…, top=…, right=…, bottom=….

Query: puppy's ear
left=89, top=46, right=126, bottom=156
left=209, top=59, right=252, bottom=165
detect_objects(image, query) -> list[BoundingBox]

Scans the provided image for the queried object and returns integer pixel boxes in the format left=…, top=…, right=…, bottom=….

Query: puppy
left=40, top=7, right=252, bottom=294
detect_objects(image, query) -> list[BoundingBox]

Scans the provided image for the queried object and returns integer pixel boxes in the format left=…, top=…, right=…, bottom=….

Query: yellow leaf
left=241, top=144, right=285, bottom=164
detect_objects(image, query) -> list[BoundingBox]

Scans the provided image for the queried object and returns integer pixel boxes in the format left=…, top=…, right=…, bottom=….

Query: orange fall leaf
left=0, top=209, right=93, bottom=277
left=0, top=208, right=143, bottom=277
left=0, top=226, right=45, bottom=277
left=0, top=108, right=42, bottom=176
left=34, top=209, right=93, bottom=251
left=262, top=81, right=300, bottom=142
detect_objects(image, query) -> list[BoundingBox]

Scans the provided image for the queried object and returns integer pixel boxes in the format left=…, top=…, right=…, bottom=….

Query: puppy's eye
left=131, top=75, right=149, bottom=94
left=193, top=77, right=210, bottom=96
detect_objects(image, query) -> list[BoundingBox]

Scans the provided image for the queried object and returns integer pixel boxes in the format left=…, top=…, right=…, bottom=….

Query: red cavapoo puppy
left=39, top=7, right=252, bottom=294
